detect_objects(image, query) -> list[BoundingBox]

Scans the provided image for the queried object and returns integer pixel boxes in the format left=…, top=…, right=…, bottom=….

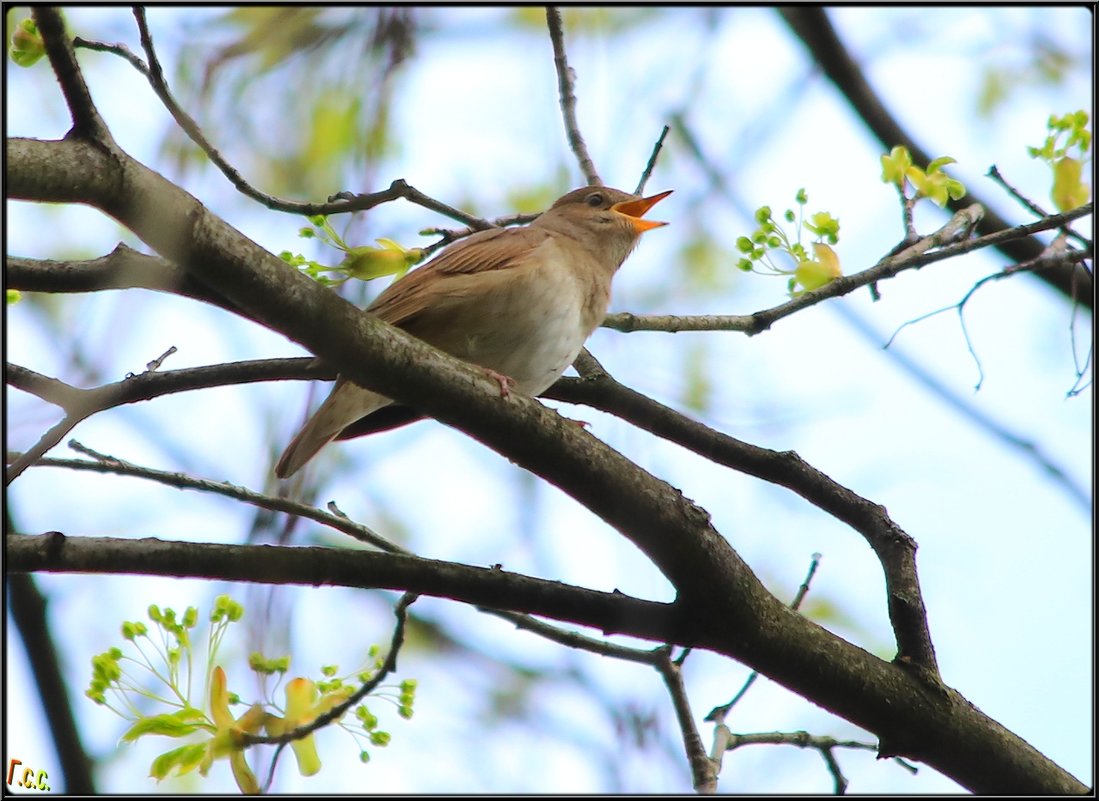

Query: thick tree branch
left=6, top=246, right=243, bottom=315
left=6, top=12, right=1088, bottom=792
left=7, top=133, right=744, bottom=625
left=546, top=359, right=938, bottom=676
left=7, top=533, right=685, bottom=643
left=33, top=7, right=110, bottom=140
left=8, top=129, right=1087, bottom=791
left=7, top=531, right=1087, bottom=794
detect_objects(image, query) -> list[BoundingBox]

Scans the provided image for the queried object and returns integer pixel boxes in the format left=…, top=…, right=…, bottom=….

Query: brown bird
left=275, top=185, right=672, bottom=478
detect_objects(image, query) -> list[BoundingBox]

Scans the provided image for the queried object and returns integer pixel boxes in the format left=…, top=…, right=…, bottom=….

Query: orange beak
left=612, top=189, right=673, bottom=233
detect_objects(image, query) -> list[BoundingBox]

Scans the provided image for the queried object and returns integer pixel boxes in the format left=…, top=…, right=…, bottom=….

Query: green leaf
left=880, top=145, right=912, bottom=187
left=926, top=156, right=957, bottom=174
left=1052, top=156, right=1090, bottom=212
left=9, top=18, right=46, bottom=68
left=149, top=743, right=209, bottom=781
left=122, top=710, right=207, bottom=742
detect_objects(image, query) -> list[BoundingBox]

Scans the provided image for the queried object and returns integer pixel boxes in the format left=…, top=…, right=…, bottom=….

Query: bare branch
left=836, top=301, right=1090, bottom=513
left=654, top=646, right=718, bottom=793
left=7, top=533, right=684, bottom=644
left=546, top=363, right=939, bottom=676
left=635, top=125, right=670, bottom=195
left=38, top=441, right=401, bottom=552
left=987, top=164, right=1091, bottom=250
left=5, top=358, right=327, bottom=483
left=33, top=7, right=111, bottom=140
left=546, top=7, right=602, bottom=186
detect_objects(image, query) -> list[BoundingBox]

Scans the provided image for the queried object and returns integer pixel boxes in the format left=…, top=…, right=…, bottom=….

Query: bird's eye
left=585, top=192, right=604, bottom=207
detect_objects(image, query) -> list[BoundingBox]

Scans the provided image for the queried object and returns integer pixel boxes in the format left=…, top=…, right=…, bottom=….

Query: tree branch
left=777, top=6, right=1093, bottom=309
left=549, top=354, right=939, bottom=677
left=602, top=203, right=1091, bottom=334
left=7, top=13, right=1089, bottom=792
left=7, top=533, right=685, bottom=643
left=7, top=530, right=1087, bottom=793
left=546, top=7, right=602, bottom=186
left=6, top=502, right=96, bottom=793
left=33, top=7, right=110, bottom=140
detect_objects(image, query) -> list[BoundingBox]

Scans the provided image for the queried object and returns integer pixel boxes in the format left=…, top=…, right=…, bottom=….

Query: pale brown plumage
left=275, top=185, right=671, bottom=478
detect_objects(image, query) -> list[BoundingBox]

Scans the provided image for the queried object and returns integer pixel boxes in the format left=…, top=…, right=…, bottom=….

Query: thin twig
left=546, top=7, right=602, bottom=186
left=601, top=203, right=1091, bottom=335
left=73, top=36, right=151, bottom=77
left=121, top=11, right=492, bottom=224
left=253, top=592, right=418, bottom=792
left=705, top=554, right=822, bottom=723
left=837, top=302, right=1091, bottom=512
left=884, top=241, right=1092, bottom=391
left=43, top=441, right=403, bottom=553
left=635, top=125, right=670, bottom=195
left=654, top=646, right=718, bottom=793
left=718, top=730, right=918, bottom=788
left=987, top=165, right=1091, bottom=250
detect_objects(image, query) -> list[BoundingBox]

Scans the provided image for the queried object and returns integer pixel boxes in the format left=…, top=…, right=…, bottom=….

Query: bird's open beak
left=612, top=189, right=673, bottom=233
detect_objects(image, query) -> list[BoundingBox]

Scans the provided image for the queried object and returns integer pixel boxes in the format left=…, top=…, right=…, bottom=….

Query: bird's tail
left=275, top=381, right=388, bottom=478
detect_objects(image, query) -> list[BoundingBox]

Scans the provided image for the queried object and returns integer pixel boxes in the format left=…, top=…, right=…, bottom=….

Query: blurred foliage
left=678, top=225, right=729, bottom=293
left=680, top=341, right=714, bottom=414
left=507, top=6, right=656, bottom=36
left=163, top=7, right=416, bottom=199
left=1027, top=110, right=1092, bottom=213
left=977, top=36, right=1079, bottom=117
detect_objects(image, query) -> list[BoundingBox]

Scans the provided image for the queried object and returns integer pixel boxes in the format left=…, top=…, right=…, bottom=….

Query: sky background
left=5, top=6, right=1093, bottom=793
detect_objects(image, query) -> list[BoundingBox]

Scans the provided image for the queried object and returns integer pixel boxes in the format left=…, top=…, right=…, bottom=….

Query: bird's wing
left=366, top=226, right=549, bottom=328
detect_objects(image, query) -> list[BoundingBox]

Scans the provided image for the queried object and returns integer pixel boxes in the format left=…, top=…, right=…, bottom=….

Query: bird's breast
left=409, top=237, right=612, bottom=396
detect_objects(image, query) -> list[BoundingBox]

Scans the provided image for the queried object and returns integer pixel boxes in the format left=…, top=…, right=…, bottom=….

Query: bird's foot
left=483, top=368, right=516, bottom=398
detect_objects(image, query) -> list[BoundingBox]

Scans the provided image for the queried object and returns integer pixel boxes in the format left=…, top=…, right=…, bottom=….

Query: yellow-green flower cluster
left=735, top=189, right=843, bottom=296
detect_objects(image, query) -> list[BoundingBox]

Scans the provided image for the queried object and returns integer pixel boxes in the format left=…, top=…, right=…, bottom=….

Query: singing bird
left=275, top=185, right=672, bottom=478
